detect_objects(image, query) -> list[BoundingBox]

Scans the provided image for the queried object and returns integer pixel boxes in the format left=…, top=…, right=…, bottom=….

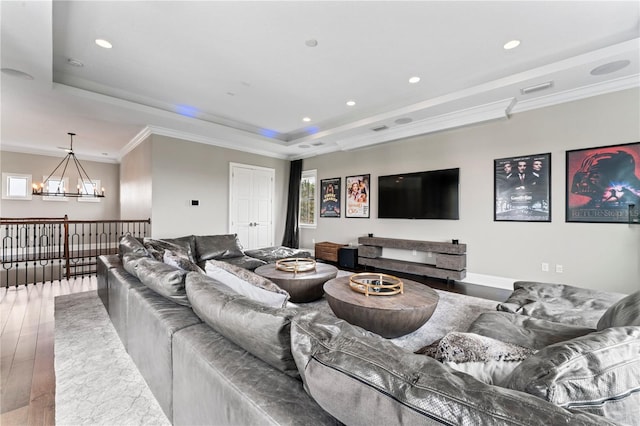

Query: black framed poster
left=566, top=142, right=640, bottom=223
left=345, top=174, right=370, bottom=218
left=494, top=153, right=551, bottom=222
left=320, top=177, right=341, bottom=218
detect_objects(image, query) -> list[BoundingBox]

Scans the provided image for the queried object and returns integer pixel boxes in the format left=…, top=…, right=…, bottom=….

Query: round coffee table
left=254, top=263, right=338, bottom=303
left=323, top=276, right=439, bottom=338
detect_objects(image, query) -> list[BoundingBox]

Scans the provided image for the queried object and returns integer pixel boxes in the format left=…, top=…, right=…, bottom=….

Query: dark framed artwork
left=320, top=177, right=341, bottom=218
left=566, top=142, right=640, bottom=223
left=494, top=153, right=551, bottom=222
left=345, top=174, right=370, bottom=218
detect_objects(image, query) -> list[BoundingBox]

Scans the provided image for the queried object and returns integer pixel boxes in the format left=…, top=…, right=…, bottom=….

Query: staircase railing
left=1, top=215, right=151, bottom=287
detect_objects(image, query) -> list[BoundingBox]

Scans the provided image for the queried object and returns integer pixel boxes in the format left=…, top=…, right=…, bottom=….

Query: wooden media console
left=357, top=237, right=466, bottom=281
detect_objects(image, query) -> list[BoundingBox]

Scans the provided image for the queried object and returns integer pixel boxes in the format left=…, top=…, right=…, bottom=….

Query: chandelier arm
left=42, top=154, right=71, bottom=187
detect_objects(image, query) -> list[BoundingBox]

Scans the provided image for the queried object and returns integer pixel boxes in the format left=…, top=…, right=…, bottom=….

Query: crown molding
left=511, top=73, right=640, bottom=114
left=335, top=98, right=514, bottom=151
left=0, top=143, right=119, bottom=164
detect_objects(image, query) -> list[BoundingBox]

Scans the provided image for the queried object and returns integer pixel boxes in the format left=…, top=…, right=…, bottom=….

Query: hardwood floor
left=0, top=278, right=97, bottom=426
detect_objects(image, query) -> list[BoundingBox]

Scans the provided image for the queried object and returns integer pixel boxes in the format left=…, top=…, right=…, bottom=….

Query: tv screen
left=378, top=168, right=459, bottom=219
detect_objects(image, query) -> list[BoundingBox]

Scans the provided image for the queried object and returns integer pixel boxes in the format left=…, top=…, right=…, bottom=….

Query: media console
left=357, top=237, right=466, bottom=281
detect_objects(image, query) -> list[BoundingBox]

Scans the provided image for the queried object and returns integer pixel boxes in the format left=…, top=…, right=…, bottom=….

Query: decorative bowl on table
left=349, top=272, right=403, bottom=296
left=275, top=257, right=317, bottom=274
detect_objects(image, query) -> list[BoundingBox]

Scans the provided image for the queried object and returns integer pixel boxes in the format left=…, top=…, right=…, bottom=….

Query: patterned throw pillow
left=416, top=332, right=535, bottom=385
left=163, top=250, right=202, bottom=273
left=143, top=238, right=194, bottom=263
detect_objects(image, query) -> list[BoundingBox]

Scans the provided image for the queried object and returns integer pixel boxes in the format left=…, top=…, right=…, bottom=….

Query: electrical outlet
left=412, top=249, right=417, bottom=256
left=555, top=264, right=563, bottom=273
left=312, top=238, right=315, bottom=244
left=427, top=252, right=432, bottom=258
left=541, top=262, right=549, bottom=272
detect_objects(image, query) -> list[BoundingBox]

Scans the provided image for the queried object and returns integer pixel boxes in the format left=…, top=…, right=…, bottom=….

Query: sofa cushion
left=135, top=257, right=190, bottom=306
left=597, top=290, right=640, bottom=330
left=244, top=246, right=312, bottom=263
left=185, top=272, right=301, bottom=378
left=161, top=235, right=197, bottom=261
left=194, top=234, right=244, bottom=262
left=505, top=327, right=640, bottom=425
left=416, top=332, right=535, bottom=385
left=219, top=255, right=266, bottom=271
left=143, top=237, right=195, bottom=263
left=118, top=234, right=149, bottom=259
left=290, top=310, right=609, bottom=426
left=496, top=281, right=625, bottom=327
left=204, top=259, right=289, bottom=308
left=121, top=252, right=150, bottom=277
left=467, top=311, right=594, bottom=350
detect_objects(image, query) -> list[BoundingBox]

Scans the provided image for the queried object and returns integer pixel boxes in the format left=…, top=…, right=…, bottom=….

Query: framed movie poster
left=494, top=153, right=551, bottom=222
left=345, top=174, right=370, bottom=218
left=566, top=142, right=640, bottom=223
left=320, top=178, right=341, bottom=218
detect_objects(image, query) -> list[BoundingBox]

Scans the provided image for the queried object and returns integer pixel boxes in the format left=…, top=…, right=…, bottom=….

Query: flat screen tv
left=378, top=168, right=459, bottom=219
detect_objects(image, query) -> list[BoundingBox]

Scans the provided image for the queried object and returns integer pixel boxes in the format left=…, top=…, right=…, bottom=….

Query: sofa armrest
left=467, top=311, right=594, bottom=350
left=497, top=281, right=625, bottom=327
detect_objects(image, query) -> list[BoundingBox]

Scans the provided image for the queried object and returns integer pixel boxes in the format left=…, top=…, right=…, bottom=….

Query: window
left=299, top=170, right=317, bottom=228
left=2, top=173, right=32, bottom=200
left=77, top=178, right=102, bottom=202
left=43, top=176, right=69, bottom=201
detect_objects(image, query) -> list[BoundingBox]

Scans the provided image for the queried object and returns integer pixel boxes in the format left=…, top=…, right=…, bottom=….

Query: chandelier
left=32, top=133, right=105, bottom=198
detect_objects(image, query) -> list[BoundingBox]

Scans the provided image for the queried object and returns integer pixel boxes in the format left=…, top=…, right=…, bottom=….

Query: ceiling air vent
left=371, top=125, right=389, bottom=132
left=520, top=81, right=554, bottom=95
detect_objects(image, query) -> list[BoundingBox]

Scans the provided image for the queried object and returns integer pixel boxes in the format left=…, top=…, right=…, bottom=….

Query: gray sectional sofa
left=97, top=234, right=640, bottom=425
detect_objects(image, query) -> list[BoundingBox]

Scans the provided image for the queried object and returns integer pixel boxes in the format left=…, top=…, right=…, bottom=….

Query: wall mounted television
left=378, top=168, right=460, bottom=219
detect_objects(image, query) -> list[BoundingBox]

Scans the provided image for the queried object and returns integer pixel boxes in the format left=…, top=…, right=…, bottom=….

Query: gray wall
left=120, top=134, right=289, bottom=240
left=120, top=138, right=152, bottom=221
left=301, top=88, right=640, bottom=294
left=0, top=150, right=120, bottom=220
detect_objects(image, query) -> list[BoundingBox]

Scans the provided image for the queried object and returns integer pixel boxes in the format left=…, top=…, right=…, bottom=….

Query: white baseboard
left=459, top=273, right=516, bottom=291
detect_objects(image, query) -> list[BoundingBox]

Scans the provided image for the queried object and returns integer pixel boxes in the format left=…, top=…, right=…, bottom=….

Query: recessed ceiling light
left=346, top=100, right=356, bottom=106
left=302, top=117, right=311, bottom=122
left=95, top=38, right=113, bottom=49
left=590, top=60, right=631, bottom=76
left=503, top=39, right=520, bottom=50
left=67, top=58, right=84, bottom=67
left=1, top=68, right=34, bottom=80
left=408, top=76, right=420, bottom=84
left=305, top=39, right=318, bottom=47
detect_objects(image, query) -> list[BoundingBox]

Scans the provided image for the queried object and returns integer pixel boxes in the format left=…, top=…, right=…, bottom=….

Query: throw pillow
left=143, top=237, right=194, bottom=263
left=204, top=260, right=289, bottom=308
left=118, top=234, right=149, bottom=259
left=194, top=234, right=244, bottom=262
left=597, top=290, right=640, bottom=330
left=290, top=310, right=607, bottom=426
left=135, top=257, right=190, bottom=306
left=415, top=332, right=535, bottom=385
left=243, top=246, right=312, bottom=263
left=185, top=272, right=301, bottom=378
left=505, top=327, right=640, bottom=426
left=163, top=249, right=202, bottom=273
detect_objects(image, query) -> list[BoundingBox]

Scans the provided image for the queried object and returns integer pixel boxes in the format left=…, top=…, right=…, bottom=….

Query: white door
left=229, top=163, right=274, bottom=250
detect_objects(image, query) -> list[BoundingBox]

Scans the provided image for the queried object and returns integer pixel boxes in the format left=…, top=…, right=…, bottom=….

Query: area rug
left=54, top=284, right=498, bottom=424
left=55, top=291, right=170, bottom=426
left=305, top=284, right=500, bottom=352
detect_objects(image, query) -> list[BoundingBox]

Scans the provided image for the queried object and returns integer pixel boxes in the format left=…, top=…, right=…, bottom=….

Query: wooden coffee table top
left=323, top=275, right=439, bottom=338
left=255, top=263, right=338, bottom=303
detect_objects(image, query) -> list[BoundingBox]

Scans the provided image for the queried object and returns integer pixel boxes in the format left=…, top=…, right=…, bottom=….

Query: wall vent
left=520, top=81, right=554, bottom=95
left=371, top=125, right=389, bottom=132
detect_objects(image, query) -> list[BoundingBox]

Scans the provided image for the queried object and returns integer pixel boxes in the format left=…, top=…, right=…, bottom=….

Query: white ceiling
left=1, top=1, right=639, bottom=162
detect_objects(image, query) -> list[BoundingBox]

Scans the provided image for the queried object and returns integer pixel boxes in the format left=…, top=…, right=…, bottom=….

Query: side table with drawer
left=314, top=241, right=346, bottom=263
